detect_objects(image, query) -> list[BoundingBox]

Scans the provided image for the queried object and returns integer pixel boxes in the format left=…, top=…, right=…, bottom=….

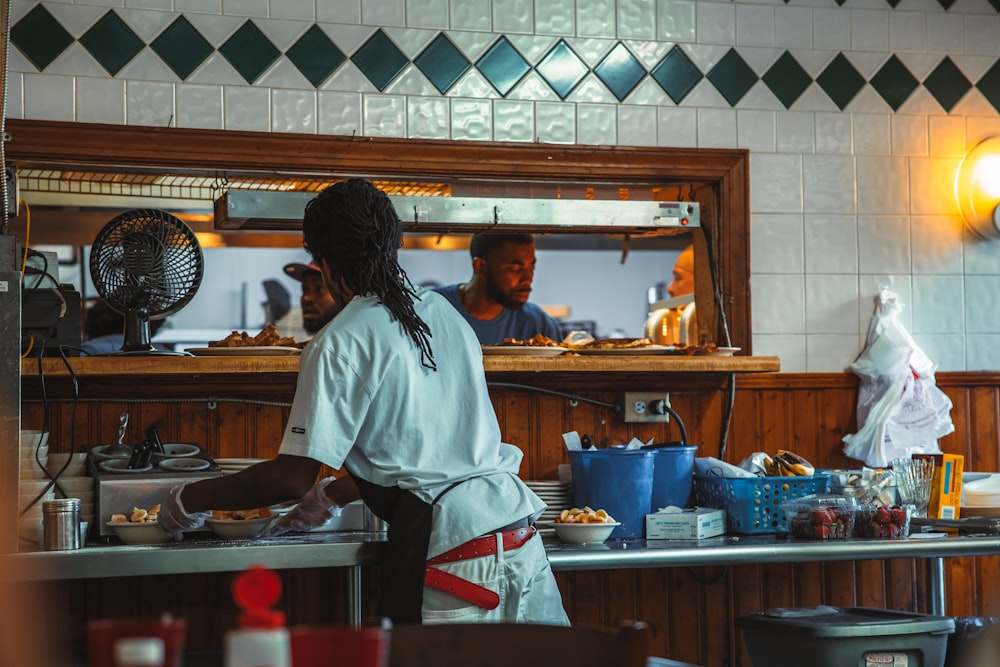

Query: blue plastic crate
left=693, top=474, right=830, bottom=534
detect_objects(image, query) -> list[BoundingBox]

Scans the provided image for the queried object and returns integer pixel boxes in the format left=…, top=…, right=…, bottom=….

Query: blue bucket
left=650, top=444, right=698, bottom=510
left=567, top=449, right=656, bottom=539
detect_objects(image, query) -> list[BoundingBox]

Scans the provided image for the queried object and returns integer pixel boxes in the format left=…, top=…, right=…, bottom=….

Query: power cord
left=486, top=382, right=621, bottom=412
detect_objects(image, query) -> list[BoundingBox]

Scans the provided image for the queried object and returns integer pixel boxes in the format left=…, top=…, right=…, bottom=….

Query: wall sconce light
left=956, top=136, right=1000, bottom=241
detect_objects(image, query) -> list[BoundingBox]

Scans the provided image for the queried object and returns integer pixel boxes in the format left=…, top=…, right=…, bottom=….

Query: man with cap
left=283, top=261, right=340, bottom=336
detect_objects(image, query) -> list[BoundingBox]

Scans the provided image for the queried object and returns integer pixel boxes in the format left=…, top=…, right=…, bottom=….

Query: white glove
left=268, top=477, right=342, bottom=536
left=157, top=485, right=211, bottom=541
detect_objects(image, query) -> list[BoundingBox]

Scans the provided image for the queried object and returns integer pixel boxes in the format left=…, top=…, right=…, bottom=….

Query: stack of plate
left=215, top=458, right=267, bottom=475
left=525, top=480, right=575, bottom=531
left=962, top=473, right=1000, bottom=516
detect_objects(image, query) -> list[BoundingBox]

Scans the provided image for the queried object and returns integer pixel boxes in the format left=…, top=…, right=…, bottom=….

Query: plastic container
left=649, top=444, right=698, bottom=510
left=87, top=616, right=186, bottom=667
left=693, top=473, right=829, bottom=534
left=225, top=565, right=290, bottom=667
left=853, top=504, right=913, bottom=539
left=568, top=449, right=655, bottom=539
left=782, top=494, right=857, bottom=540
left=737, top=606, right=955, bottom=667
left=289, top=620, right=391, bottom=667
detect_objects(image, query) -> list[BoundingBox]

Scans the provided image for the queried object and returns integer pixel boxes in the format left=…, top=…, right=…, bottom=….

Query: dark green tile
left=10, top=5, right=74, bottom=71
left=150, top=16, right=213, bottom=81
left=886, top=0, right=903, bottom=7
left=937, top=0, right=957, bottom=8
left=219, top=20, right=280, bottom=84
left=594, top=42, right=645, bottom=102
left=477, top=37, right=530, bottom=96
left=989, top=0, right=1000, bottom=11
left=650, top=45, right=702, bottom=104
left=870, top=55, right=918, bottom=111
left=351, top=29, right=409, bottom=91
left=976, top=60, right=1000, bottom=114
left=707, top=49, right=758, bottom=106
left=762, top=51, right=812, bottom=109
left=414, top=34, right=469, bottom=94
left=79, top=10, right=145, bottom=76
left=924, top=57, right=970, bottom=112
left=535, top=40, right=588, bottom=100
left=286, top=25, right=346, bottom=87
left=816, top=53, right=866, bottom=110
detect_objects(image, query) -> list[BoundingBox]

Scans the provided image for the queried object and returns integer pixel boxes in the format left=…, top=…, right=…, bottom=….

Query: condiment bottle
left=224, top=565, right=290, bottom=667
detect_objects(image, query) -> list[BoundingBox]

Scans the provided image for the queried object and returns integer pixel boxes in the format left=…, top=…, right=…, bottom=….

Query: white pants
left=421, top=532, right=570, bottom=625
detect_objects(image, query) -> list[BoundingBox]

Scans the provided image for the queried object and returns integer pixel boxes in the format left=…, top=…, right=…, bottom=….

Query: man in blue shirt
left=433, top=233, right=562, bottom=345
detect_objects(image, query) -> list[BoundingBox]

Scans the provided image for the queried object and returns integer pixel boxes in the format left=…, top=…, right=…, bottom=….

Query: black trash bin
left=944, top=616, right=1000, bottom=667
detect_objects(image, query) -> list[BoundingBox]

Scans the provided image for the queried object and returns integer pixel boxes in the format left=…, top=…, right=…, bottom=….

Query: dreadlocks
left=302, top=178, right=436, bottom=370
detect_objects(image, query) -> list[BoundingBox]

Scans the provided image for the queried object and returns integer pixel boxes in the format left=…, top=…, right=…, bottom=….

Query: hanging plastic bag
left=842, top=286, right=954, bottom=468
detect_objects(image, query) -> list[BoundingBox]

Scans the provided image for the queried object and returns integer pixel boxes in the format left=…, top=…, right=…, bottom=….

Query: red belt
left=424, top=526, right=536, bottom=610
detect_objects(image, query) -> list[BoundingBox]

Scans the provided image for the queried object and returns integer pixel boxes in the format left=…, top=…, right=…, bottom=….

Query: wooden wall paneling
left=634, top=568, right=671, bottom=659
left=946, top=556, right=979, bottom=616
left=882, top=559, right=917, bottom=611
left=792, top=561, right=824, bottom=606
left=970, top=387, right=1000, bottom=472
left=249, top=402, right=287, bottom=459
left=978, top=556, right=1000, bottom=616
left=856, top=560, right=888, bottom=608
left=818, top=385, right=857, bottom=469
left=825, top=561, right=859, bottom=607
left=216, top=401, right=250, bottom=459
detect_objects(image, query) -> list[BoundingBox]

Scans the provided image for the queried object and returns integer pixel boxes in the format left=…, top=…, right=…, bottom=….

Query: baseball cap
left=283, top=262, right=322, bottom=282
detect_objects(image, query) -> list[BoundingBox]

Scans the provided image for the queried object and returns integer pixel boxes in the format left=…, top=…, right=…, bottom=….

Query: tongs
left=911, top=515, right=1000, bottom=535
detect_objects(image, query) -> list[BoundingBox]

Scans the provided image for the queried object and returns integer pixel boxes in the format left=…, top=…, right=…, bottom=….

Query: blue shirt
left=432, top=284, right=563, bottom=345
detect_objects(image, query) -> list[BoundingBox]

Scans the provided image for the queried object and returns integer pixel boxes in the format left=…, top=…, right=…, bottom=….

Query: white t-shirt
left=279, top=287, right=544, bottom=557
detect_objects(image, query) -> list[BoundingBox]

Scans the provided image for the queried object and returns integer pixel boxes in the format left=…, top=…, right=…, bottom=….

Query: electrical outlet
left=621, top=392, right=671, bottom=423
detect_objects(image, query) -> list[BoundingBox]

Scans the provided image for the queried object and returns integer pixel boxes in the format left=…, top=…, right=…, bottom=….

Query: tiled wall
left=8, top=0, right=1000, bottom=372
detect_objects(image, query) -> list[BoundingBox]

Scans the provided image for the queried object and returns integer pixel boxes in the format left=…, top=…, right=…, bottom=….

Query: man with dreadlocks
left=158, top=178, right=569, bottom=626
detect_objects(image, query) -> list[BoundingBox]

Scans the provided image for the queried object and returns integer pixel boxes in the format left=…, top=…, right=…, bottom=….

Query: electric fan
left=89, top=209, right=204, bottom=355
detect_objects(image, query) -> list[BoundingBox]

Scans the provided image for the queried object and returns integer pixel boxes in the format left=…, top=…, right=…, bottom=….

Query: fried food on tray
left=574, top=337, right=654, bottom=350
left=556, top=507, right=616, bottom=524
left=111, top=504, right=161, bottom=524
left=208, top=324, right=305, bottom=348
left=211, top=508, right=272, bottom=521
left=499, top=334, right=563, bottom=347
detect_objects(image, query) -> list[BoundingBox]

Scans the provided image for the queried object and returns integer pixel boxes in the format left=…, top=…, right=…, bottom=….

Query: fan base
left=90, top=350, right=192, bottom=357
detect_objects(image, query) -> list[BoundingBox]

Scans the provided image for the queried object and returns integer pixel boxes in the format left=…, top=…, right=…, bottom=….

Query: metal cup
left=362, top=505, right=387, bottom=533
left=43, top=497, right=81, bottom=550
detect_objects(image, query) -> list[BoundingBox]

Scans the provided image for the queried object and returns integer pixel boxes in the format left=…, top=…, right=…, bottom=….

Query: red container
left=87, top=616, right=186, bottom=667
left=290, top=623, right=390, bottom=667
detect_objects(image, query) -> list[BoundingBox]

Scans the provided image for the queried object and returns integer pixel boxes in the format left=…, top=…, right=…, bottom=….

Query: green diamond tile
left=151, top=16, right=213, bottom=81
left=816, top=53, right=866, bottom=110
left=977, top=60, right=1000, bottom=114
left=219, top=20, right=281, bottom=84
left=414, top=34, right=470, bottom=94
left=650, top=45, right=702, bottom=104
left=351, top=29, right=409, bottom=92
left=594, top=42, right=646, bottom=102
left=870, top=55, right=918, bottom=111
left=886, top=0, right=903, bottom=6
left=535, top=40, right=588, bottom=100
left=989, top=0, right=1000, bottom=11
left=924, top=57, right=970, bottom=112
left=79, top=11, right=145, bottom=77
left=10, top=5, right=74, bottom=72
left=707, top=49, right=758, bottom=106
left=937, top=0, right=957, bottom=8
left=762, top=51, right=812, bottom=109
left=477, top=37, right=530, bottom=97
left=286, top=25, right=346, bottom=88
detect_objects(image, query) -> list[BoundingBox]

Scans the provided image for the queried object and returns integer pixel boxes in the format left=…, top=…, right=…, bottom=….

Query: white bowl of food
left=152, top=443, right=201, bottom=459
left=107, top=521, right=172, bottom=545
left=553, top=521, right=621, bottom=544
left=206, top=509, right=273, bottom=539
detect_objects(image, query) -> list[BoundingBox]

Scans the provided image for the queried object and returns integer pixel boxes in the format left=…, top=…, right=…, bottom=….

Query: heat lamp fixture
left=956, top=136, right=1000, bottom=241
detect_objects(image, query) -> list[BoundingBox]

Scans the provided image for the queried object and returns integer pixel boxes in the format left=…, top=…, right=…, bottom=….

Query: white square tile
left=856, top=156, right=909, bottom=215
left=406, top=96, right=448, bottom=139
left=853, top=113, right=891, bottom=156
left=696, top=2, right=735, bottom=45
left=851, top=9, right=889, bottom=51
left=911, top=275, right=965, bottom=333
left=535, top=101, right=575, bottom=144
left=752, top=334, right=806, bottom=372
left=176, top=83, right=223, bottom=129
left=618, top=105, right=658, bottom=147
left=773, top=6, right=812, bottom=50
left=269, top=0, right=313, bottom=20
left=737, top=110, right=775, bottom=152
left=964, top=15, right=1000, bottom=57
left=362, top=0, right=405, bottom=26
left=815, top=113, right=852, bottom=154
left=750, top=153, right=802, bottom=213
left=577, top=0, right=616, bottom=37
left=928, top=116, right=965, bottom=158
left=858, top=275, right=912, bottom=337
left=451, top=97, right=492, bottom=140
left=655, top=107, right=696, bottom=148
left=125, top=81, right=174, bottom=127
left=751, top=213, right=804, bottom=274
left=802, top=155, right=855, bottom=214
left=806, top=334, right=863, bottom=372
left=78, top=78, right=125, bottom=125
left=924, top=12, right=962, bottom=54
left=578, top=103, right=618, bottom=145
left=176, top=0, right=222, bottom=12
left=736, top=4, right=774, bottom=47
left=857, top=216, right=911, bottom=275
left=493, top=0, right=533, bottom=33
left=272, top=89, right=316, bottom=133
left=493, top=99, right=534, bottom=142
left=221, top=0, right=267, bottom=17
left=751, top=273, right=805, bottom=334
left=406, top=0, right=449, bottom=29
left=912, top=333, right=965, bottom=371
left=965, top=117, right=1000, bottom=148
left=966, top=334, right=1000, bottom=372
left=657, top=0, right=696, bottom=42
left=805, top=274, right=860, bottom=334
left=619, top=0, right=655, bottom=39
left=223, top=86, right=270, bottom=132
left=911, top=215, right=965, bottom=274
left=318, top=0, right=362, bottom=24
left=534, top=0, right=574, bottom=34
left=804, top=215, right=859, bottom=274
left=696, top=108, right=737, bottom=148
left=908, top=157, right=962, bottom=216
left=23, top=73, right=74, bottom=122
left=890, top=115, right=928, bottom=156
left=5, top=72, right=22, bottom=119
left=318, top=91, right=362, bottom=136
left=776, top=111, right=814, bottom=154
left=964, top=275, right=1000, bottom=333
left=813, top=9, right=850, bottom=51
left=888, top=11, right=926, bottom=52
left=364, top=95, right=407, bottom=137
left=964, top=228, right=1000, bottom=274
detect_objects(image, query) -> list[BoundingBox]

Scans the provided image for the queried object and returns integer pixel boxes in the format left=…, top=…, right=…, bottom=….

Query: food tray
left=693, top=474, right=830, bottom=534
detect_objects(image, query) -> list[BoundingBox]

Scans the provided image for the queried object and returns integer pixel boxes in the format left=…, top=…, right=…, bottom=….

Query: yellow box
left=914, top=453, right=964, bottom=520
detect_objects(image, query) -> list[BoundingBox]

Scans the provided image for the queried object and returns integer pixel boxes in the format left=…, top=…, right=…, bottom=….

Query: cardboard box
left=646, top=507, right=725, bottom=539
left=914, top=453, right=964, bottom=519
